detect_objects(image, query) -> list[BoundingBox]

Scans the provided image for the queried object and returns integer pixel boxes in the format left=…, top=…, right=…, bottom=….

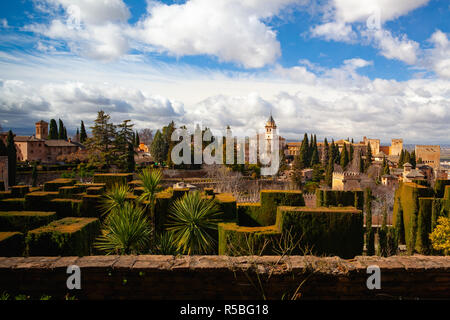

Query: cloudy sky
left=0, top=0, right=449, bottom=144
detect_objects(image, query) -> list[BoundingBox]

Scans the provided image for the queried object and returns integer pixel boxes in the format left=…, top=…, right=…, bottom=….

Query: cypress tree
left=299, top=133, right=309, bottom=168
left=58, top=119, right=65, bottom=139
left=80, top=121, right=87, bottom=143
left=76, top=128, right=80, bottom=142
left=63, top=127, right=68, bottom=140
left=6, top=130, right=16, bottom=186
left=126, top=142, right=135, bottom=173
left=340, top=145, right=349, bottom=169
left=135, top=130, right=140, bottom=147
left=404, top=150, right=411, bottom=165
left=0, top=139, right=7, bottom=156
left=310, top=147, right=319, bottom=166
left=31, top=162, right=38, bottom=187
left=49, top=119, right=58, bottom=139
left=323, top=137, right=329, bottom=165
left=151, top=130, right=166, bottom=165
left=364, top=188, right=375, bottom=255
left=364, top=143, right=372, bottom=172
left=382, top=157, right=390, bottom=175
left=349, top=143, right=354, bottom=163
left=398, top=149, right=405, bottom=167
left=325, top=156, right=334, bottom=187
left=378, top=200, right=388, bottom=257
left=410, top=150, right=416, bottom=168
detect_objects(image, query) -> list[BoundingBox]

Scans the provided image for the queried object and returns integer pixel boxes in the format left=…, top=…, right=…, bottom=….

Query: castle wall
left=390, top=139, right=403, bottom=156
left=415, top=145, right=440, bottom=170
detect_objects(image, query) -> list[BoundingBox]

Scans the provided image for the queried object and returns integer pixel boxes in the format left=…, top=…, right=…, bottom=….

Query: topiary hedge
left=81, top=195, right=103, bottom=218
left=86, top=186, right=106, bottom=195
left=416, top=198, right=433, bottom=254
left=43, top=179, right=76, bottom=192
left=434, top=180, right=450, bottom=198
left=237, top=203, right=262, bottom=227
left=218, top=222, right=280, bottom=255
left=0, top=191, right=12, bottom=200
left=315, top=189, right=364, bottom=210
left=154, top=192, right=173, bottom=233
left=0, top=198, right=26, bottom=211
left=214, top=193, right=237, bottom=221
left=0, top=211, right=57, bottom=233
left=259, top=190, right=305, bottom=226
left=24, top=192, right=51, bottom=211
left=276, top=206, right=364, bottom=258
left=93, top=173, right=133, bottom=189
left=10, top=186, right=30, bottom=198
left=49, top=199, right=83, bottom=218
left=26, top=217, right=100, bottom=256
left=172, top=188, right=189, bottom=200
left=0, top=232, right=24, bottom=257
left=0, top=180, right=5, bottom=192
left=58, top=186, right=83, bottom=199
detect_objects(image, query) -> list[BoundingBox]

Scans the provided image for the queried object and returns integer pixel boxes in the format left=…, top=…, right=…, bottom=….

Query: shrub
left=151, top=231, right=179, bottom=255
left=10, top=186, right=30, bottom=198
left=167, top=191, right=222, bottom=255
left=0, top=232, right=24, bottom=256
left=237, top=203, right=262, bottom=227
left=26, top=217, right=100, bottom=256
left=0, top=211, right=57, bottom=233
left=49, top=199, right=82, bottom=218
left=0, top=198, right=25, bottom=211
left=43, top=179, right=76, bottom=192
left=259, top=190, right=305, bottom=226
left=100, top=184, right=130, bottom=216
left=429, top=217, right=450, bottom=255
left=315, top=189, right=364, bottom=210
left=434, top=180, right=450, bottom=198
left=94, top=202, right=151, bottom=255
left=93, top=173, right=133, bottom=189
left=58, top=186, right=83, bottom=199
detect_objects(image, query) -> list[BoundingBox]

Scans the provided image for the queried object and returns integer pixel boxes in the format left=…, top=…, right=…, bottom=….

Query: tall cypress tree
left=340, top=145, right=349, bottom=169
left=58, top=119, right=65, bottom=140
left=364, top=188, right=375, bottom=255
left=398, top=149, right=405, bottom=167
left=63, top=127, right=68, bottom=140
left=410, top=150, right=416, bottom=168
left=49, top=119, right=58, bottom=139
left=6, top=130, right=16, bottom=186
left=349, top=143, right=354, bottom=163
left=364, top=143, right=372, bottom=172
left=325, top=156, right=334, bottom=187
left=80, top=121, right=87, bottom=143
left=135, top=130, right=140, bottom=147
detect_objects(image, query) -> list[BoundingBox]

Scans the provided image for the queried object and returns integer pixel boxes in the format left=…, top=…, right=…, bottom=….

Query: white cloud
left=310, top=21, right=356, bottom=42
left=425, top=30, right=450, bottom=79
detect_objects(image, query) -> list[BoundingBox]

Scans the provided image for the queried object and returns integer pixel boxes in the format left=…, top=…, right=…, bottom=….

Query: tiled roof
left=44, top=140, right=79, bottom=147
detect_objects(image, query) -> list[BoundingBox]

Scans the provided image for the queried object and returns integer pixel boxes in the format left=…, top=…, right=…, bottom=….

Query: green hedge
left=173, top=188, right=189, bottom=200
left=0, top=232, right=24, bottom=257
left=0, top=180, right=5, bottom=192
left=10, top=186, right=30, bottom=198
left=154, top=192, right=173, bottom=233
left=75, top=183, right=106, bottom=193
left=58, top=186, right=83, bottom=198
left=93, top=173, right=133, bottom=189
left=276, top=206, right=364, bottom=258
left=0, top=198, right=26, bottom=211
left=86, top=186, right=106, bottom=195
left=444, top=185, right=450, bottom=201
left=237, top=203, right=262, bottom=227
left=49, top=199, right=83, bottom=218
left=218, top=222, right=280, bottom=255
left=416, top=198, right=433, bottom=254
left=26, top=217, right=100, bottom=256
left=315, top=189, right=364, bottom=210
left=24, top=192, right=51, bottom=211
left=133, top=187, right=144, bottom=196
left=0, top=191, right=12, bottom=200
left=43, top=179, right=76, bottom=192
left=81, top=195, right=103, bottom=218
left=434, top=180, right=450, bottom=198
left=259, top=190, right=305, bottom=226
left=0, top=211, right=57, bottom=233
left=214, top=193, right=237, bottom=221
left=204, top=188, right=214, bottom=196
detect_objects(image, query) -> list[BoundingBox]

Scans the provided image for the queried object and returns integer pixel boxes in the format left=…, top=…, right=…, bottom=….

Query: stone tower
left=264, top=114, right=277, bottom=153
left=35, top=120, right=48, bottom=140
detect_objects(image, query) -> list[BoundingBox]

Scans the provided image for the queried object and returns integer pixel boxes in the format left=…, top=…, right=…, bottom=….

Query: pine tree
left=6, top=130, right=16, bottom=186
left=80, top=121, right=87, bottom=143
left=87, top=111, right=117, bottom=168
left=364, top=188, right=375, bottom=255
left=340, top=145, right=349, bottom=169
left=49, top=119, right=58, bottom=139
left=349, top=143, right=354, bottom=163
left=410, top=150, right=416, bottom=168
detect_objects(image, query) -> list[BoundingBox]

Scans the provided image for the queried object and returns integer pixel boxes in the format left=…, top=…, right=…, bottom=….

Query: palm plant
left=137, top=168, right=163, bottom=233
left=100, top=183, right=130, bottom=216
left=152, top=231, right=180, bottom=255
left=94, top=202, right=152, bottom=255
left=166, top=191, right=222, bottom=255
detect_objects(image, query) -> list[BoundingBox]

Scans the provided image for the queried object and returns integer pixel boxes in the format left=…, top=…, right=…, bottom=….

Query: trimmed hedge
left=43, top=179, right=76, bottom=192
left=0, top=232, right=24, bottom=257
left=133, top=187, right=145, bottom=196
left=24, top=192, right=51, bottom=211
left=204, top=188, right=214, bottom=196
left=237, top=203, right=262, bottom=227
left=0, top=180, right=5, bottom=192
left=81, top=195, right=103, bottom=218
left=0, top=211, right=57, bottom=233
left=276, top=206, right=364, bottom=258
left=49, top=199, right=83, bottom=218
left=10, top=186, right=30, bottom=198
left=93, top=173, right=133, bottom=189
left=416, top=198, right=433, bottom=254
left=315, top=189, right=364, bottom=210
left=154, top=192, right=173, bottom=233
left=218, top=222, right=280, bottom=255
left=75, top=183, right=106, bottom=193
left=26, top=217, right=100, bottom=256
left=434, top=180, right=450, bottom=198
left=86, top=186, right=106, bottom=195
left=259, top=190, right=305, bottom=226
left=173, top=188, right=189, bottom=200
left=0, top=191, right=12, bottom=200
left=214, top=193, right=237, bottom=221
left=0, top=198, right=26, bottom=211
left=58, top=186, right=83, bottom=198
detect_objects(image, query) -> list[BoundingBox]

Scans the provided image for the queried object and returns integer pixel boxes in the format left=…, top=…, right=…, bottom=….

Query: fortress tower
left=35, top=120, right=48, bottom=140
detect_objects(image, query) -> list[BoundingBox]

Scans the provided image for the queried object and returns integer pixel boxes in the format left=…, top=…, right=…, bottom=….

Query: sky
left=0, top=0, right=449, bottom=144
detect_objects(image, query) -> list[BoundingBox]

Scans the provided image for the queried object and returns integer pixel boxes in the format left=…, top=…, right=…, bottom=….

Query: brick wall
left=0, top=255, right=448, bottom=300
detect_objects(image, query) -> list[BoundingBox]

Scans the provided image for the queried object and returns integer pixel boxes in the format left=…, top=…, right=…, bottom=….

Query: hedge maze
left=393, top=181, right=450, bottom=254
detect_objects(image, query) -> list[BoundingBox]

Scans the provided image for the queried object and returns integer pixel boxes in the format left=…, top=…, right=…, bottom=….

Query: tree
left=322, top=137, right=329, bottom=165
left=378, top=200, right=388, bottom=256
left=298, top=133, right=309, bottom=168
left=364, top=188, right=375, bottom=255
left=31, top=162, right=38, bottom=187
left=58, top=119, right=65, bottom=140
left=410, top=150, right=416, bottom=168
left=135, top=130, right=140, bottom=148
left=49, top=119, right=58, bottom=139
left=312, top=163, right=323, bottom=183
left=137, top=169, right=163, bottom=238
left=349, top=143, right=354, bottom=163
left=6, top=130, right=16, bottom=186
left=382, top=156, right=390, bottom=175
left=80, top=121, right=88, bottom=143
left=150, top=130, right=166, bottom=165
left=398, top=149, right=405, bottom=167
left=86, top=110, right=117, bottom=168
left=126, top=142, right=135, bottom=173
left=364, top=143, right=372, bottom=172
left=310, top=147, right=319, bottom=167
left=163, top=121, right=176, bottom=168
left=404, top=150, right=411, bottom=165
left=340, top=145, right=349, bottom=169
left=139, top=129, right=153, bottom=146
left=75, top=128, right=80, bottom=142
left=325, top=156, right=334, bottom=188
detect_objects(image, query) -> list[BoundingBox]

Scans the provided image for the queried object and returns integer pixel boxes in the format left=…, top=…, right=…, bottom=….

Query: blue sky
left=0, top=0, right=449, bottom=144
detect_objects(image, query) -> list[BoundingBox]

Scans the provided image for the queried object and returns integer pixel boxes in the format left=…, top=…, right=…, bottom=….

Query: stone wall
left=0, top=255, right=448, bottom=300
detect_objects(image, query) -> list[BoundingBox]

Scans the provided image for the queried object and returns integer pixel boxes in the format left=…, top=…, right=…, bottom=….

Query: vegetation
left=364, top=188, right=375, bottom=255
left=137, top=168, right=163, bottom=236
left=167, top=191, right=222, bottom=255
left=429, top=217, right=450, bottom=255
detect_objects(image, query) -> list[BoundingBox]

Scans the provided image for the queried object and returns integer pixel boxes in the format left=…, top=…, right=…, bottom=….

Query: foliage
left=31, top=163, right=38, bottom=187
left=429, top=217, right=450, bottom=255
left=95, top=202, right=151, bottom=255
left=80, top=120, right=87, bottom=143
left=6, top=130, right=16, bottom=186
left=150, top=130, right=167, bottom=165
left=167, top=191, right=222, bottom=255
left=364, top=188, right=375, bottom=255
left=152, top=231, right=180, bottom=255
left=100, top=183, right=130, bottom=216
left=49, top=119, right=58, bottom=139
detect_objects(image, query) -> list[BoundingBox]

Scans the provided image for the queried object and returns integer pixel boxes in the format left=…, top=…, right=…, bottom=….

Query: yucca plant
left=94, top=202, right=152, bottom=255
left=137, top=168, right=163, bottom=235
left=166, top=191, right=222, bottom=255
left=100, top=183, right=130, bottom=216
left=152, top=231, right=180, bottom=255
